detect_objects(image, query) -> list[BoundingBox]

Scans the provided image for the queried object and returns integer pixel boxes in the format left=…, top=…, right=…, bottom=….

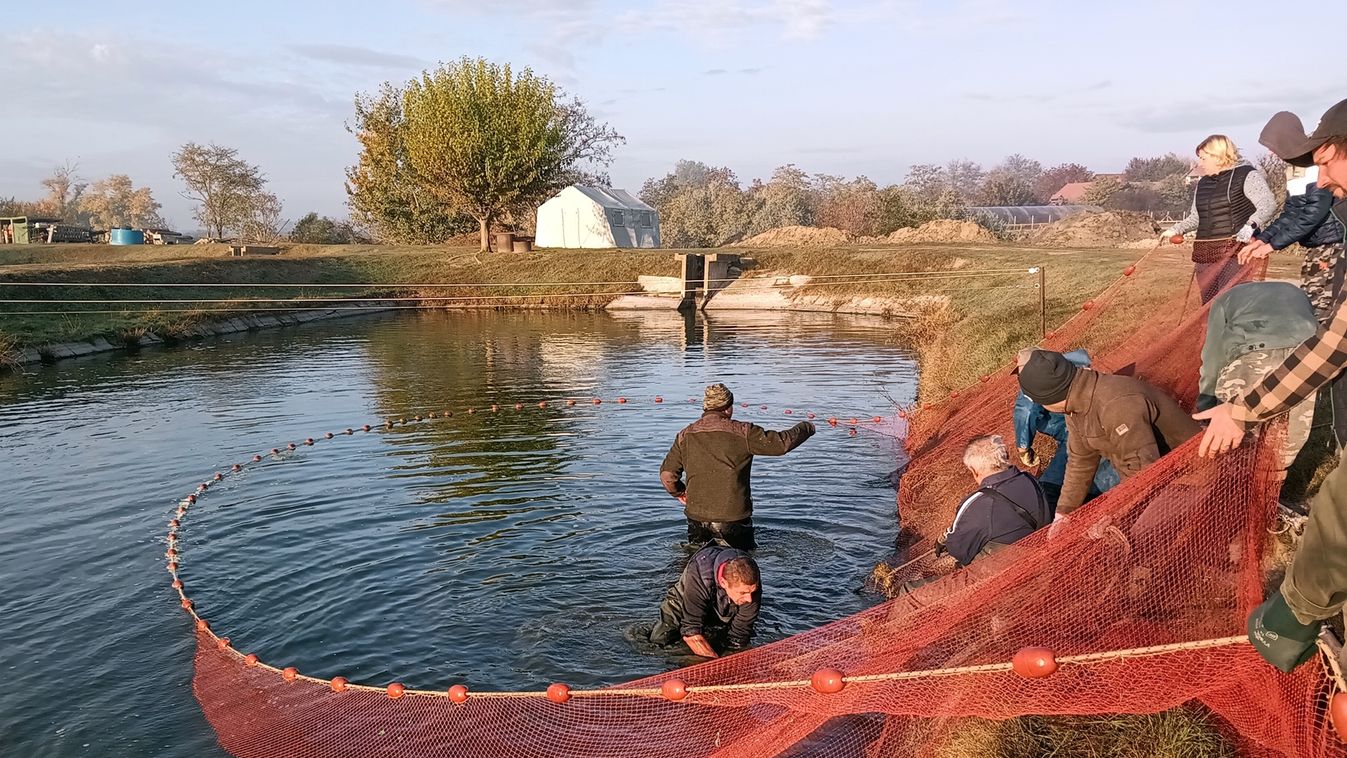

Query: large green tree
left=397, top=57, right=623, bottom=251
left=346, top=83, right=474, bottom=244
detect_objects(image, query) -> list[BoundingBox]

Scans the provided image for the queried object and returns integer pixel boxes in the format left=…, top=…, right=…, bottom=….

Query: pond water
left=0, top=309, right=918, bottom=756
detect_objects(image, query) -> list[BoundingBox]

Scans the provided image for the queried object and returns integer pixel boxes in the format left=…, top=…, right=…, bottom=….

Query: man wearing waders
left=659, top=383, right=815, bottom=550
left=1196, top=98, right=1347, bottom=673
left=648, top=543, right=760, bottom=657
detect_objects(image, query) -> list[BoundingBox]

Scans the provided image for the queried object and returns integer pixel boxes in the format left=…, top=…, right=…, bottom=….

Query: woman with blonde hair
left=1164, top=134, right=1276, bottom=302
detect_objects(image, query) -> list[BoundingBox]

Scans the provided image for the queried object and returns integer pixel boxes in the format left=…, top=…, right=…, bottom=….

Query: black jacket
left=1256, top=185, right=1344, bottom=250
left=674, top=544, right=760, bottom=645
left=941, top=468, right=1049, bottom=567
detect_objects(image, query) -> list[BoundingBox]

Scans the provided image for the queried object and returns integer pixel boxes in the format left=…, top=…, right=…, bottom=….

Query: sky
left=2, top=0, right=1340, bottom=230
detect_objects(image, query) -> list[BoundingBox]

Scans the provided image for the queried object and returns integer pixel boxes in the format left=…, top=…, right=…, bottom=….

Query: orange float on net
left=491, top=405, right=500, bottom=413
left=922, top=403, right=931, bottom=411
left=661, top=679, right=688, bottom=701
left=362, top=424, right=372, bottom=431
left=740, top=402, right=749, bottom=408
left=806, top=412, right=815, bottom=419
left=288, top=442, right=297, bottom=451
left=1081, top=301, right=1095, bottom=311
left=330, top=677, right=348, bottom=693
left=387, top=683, right=405, bottom=699
left=172, top=579, right=183, bottom=590
left=232, top=464, right=242, bottom=472
left=567, top=399, right=577, bottom=407
left=784, top=409, right=793, bottom=415
left=244, top=654, right=259, bottom=667
left=213, top=472, right=223, bottom=481
left=414, top=415, right=422, bottom=422
left=467, top=408, right=477, bottom=415
left=397, top=418, right=406, bottom=425
left=186, top=494, right=197, bottom=504
left=539, top=401, right=548, bottom=409
left=1330, top=692, right=1347, bottom=743
left=253, top=454, right=263, bottom=462
left=325, top=432, right=334, bottom=439
left=546, top=683, right=571, bottom=704
left=1123, top=265, right=1136, bottom=277
left=848, top=429, right=858, bottom=437
left=872, top=416, right=882, bottom=423
left=760, top=404, right=768, bottom=410
left=282, top=667, right=298, bottom=682
left=980, top=375, right=990, bottom=383
left=216, top=637, right=231, bottom=651
left=827, top=418, right=838, bottom=427
left=618, top=397, right=627, bottom=404
left=810, top=668, right=845, bottom=694
left=592, top=398, right=602, bottom=405
left=427, top=413, right=436, bottom=419
left=304, top=438, right=314, bottom=446
left=448, top=684, right=469, bottom=703
left=443, top=411, right=453, bottom=418
left=1011, top=647, right=1058, bottom=679
left=181, top=598, right=193, bottom=609
left=166, top=548, right=178, bottom=559
left=1169, top=234, right=1184, bottom=245
left=654, top=396, right=663, bottom=404
left=898, top=409, right=906, bottom=418
left=167, top=561, right=178, bottom=572
left=514, top=403, right=524, bottom=411
left=195, top=619, right=209, bottom=632
left=271, top=448, right=281, bottom=455
left=848, top=418, right=859, bottom=426
left=169, top=519, right=180, bottom=529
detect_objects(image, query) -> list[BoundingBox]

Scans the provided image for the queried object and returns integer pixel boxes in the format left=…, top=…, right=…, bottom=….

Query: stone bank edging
left=7, top=305, right=395, bottom=369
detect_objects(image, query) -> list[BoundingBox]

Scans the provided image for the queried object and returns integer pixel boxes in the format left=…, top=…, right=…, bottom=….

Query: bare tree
left=38, top=161, right=87, bottom=220
left=172, top=142, right=278, bottom=240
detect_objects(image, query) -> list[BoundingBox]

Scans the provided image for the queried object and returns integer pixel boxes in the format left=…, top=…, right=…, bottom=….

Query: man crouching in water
left=648, top=543, right=760, bottom=658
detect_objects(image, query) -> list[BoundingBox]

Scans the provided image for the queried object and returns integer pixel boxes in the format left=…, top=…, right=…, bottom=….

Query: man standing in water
left=660, top=383, right=815, bottom=550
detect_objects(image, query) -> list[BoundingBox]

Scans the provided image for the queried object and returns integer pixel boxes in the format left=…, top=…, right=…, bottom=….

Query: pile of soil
left=1028, top=211, right=1161, bottom=248
left=884, top=219, right=998, bottom=245
left=732, top=225, right=856, bottom=247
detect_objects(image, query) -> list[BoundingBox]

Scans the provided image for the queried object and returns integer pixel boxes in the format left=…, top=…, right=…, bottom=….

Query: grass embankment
left=0, top=240, right=1297, bottom=388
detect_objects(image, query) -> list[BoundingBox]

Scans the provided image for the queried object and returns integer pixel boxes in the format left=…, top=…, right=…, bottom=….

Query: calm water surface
left=0, top=309, right=917, bottom=757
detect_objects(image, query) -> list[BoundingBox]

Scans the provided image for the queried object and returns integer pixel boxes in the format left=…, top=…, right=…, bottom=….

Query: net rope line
left=0, top=267, right=1043, bottom=289
left=166, top=242, right=1198, bottom=703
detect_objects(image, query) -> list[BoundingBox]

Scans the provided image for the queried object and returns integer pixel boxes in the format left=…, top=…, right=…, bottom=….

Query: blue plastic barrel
left=109, top=228, right=145, bottom=245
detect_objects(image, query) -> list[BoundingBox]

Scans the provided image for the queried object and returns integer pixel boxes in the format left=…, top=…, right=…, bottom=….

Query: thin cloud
left=704, top=68, right=728, bottom=75
left=290, top=43, right=426, bottom=70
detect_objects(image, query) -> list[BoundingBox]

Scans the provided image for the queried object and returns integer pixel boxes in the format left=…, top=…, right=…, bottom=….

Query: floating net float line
left=164, top=246, right=1170, bottom=702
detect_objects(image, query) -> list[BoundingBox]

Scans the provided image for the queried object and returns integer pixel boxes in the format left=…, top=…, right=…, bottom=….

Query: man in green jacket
left=660, top=383, right=815, bottom=550
left=1018, top=350, right=1201, bottom=518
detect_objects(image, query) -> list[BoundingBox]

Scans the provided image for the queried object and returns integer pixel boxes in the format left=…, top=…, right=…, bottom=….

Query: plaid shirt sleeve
left=1232, top=302, right=1347, bottom=428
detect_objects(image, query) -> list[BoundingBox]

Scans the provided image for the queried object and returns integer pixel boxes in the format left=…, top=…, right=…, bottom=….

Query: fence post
left=1038, top=265, right=1047, bottom=338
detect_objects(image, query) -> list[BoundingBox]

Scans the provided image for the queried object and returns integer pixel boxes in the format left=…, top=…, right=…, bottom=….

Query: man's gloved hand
left=933, top=536, right=948, bottom=558
left=1247, top=591, right=1320, bottom=673
left=1018, top=447, right=1039, bottom=467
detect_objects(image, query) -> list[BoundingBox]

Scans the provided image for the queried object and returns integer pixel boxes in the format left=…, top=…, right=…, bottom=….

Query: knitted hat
left=1017, top=350, right=1077, bottom=406
left=703, top=383, right=734, bottom=411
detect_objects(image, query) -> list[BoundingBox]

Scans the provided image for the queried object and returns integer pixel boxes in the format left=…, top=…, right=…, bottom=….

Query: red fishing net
left=183, top=255, right=1345, bottom=757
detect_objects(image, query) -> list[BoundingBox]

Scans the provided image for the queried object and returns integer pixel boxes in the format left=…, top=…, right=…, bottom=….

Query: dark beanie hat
left=1018, top=350, right=1078, bottom=406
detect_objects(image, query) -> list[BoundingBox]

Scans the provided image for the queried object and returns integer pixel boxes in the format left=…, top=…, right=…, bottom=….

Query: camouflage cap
left=703, top=383, right=734, bottom=411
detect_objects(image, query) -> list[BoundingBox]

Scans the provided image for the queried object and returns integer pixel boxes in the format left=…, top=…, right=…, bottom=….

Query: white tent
left=535, top=186, right=661, bottom=249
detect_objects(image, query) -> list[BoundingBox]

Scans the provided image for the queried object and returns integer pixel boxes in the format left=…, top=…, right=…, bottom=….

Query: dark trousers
left=686, top=517, right=756, bottom=550
left=649, top=580, right=735, bottom=649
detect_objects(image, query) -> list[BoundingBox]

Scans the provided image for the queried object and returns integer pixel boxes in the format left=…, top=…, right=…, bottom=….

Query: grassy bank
left=0, top=241, right=1299, bottom=397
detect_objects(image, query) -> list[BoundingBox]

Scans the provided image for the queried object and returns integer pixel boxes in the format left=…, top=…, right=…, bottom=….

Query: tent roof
left=567, top=186, right=655, bottom=212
